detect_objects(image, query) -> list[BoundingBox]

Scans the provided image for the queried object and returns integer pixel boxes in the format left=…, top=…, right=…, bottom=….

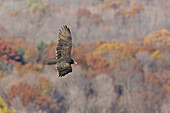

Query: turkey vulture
left=46, top=25, right=77, bottom=77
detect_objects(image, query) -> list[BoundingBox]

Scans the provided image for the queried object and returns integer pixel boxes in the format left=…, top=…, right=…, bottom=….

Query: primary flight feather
left=46, top=25, right=77, bottom=77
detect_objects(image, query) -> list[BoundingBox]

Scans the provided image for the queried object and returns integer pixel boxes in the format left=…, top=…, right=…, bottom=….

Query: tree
left=37, top=41, right=47, bottom=61
left=17, top=46, right=25, bottom=64
left=24, top=46, right=39, bottom=64
left=0, top=97, right=16, bottom=113
left=0, top=40, right=20, bottom=63
left=7, top=82, right=56, bottom=112
left=37, top=41, right=47, bottom=55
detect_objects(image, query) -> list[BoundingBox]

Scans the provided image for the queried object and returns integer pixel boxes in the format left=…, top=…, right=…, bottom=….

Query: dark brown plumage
left=46, top=25, right=77, bottom=77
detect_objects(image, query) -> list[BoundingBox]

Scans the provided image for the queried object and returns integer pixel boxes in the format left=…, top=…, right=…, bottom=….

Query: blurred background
left=0, top=0, right=170, bottom=113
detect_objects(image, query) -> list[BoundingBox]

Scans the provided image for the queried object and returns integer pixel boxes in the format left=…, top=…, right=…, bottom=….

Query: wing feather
left=56, top=62, right=72, bottom=77
left=55, top=25, right=73, bottom=77
left=56, top=25, right=72, bottom=60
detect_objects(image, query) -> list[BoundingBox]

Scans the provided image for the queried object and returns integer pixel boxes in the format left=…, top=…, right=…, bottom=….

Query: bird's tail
left=46, top=58, right=57, bottom=65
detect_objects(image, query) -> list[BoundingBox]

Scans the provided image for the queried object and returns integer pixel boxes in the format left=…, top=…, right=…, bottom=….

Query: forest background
left=0, top=0, right=170, bottom=113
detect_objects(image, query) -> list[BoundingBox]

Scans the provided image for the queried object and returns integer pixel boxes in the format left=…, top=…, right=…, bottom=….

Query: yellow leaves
left=38, top=77, right=53, bottom=95
left=161, top=29, right=169, bottom=36
left=130, top=0, right=135, bottom=6
left=144, top=33, right=153, bottom=44
left=114, top=43, right=138, bottom=60
left=93, top=42, right=125, bottom=55
left=104, top=4, right=111, bottom=8
left=151, top=50, right=163, bottom=59
left=122, top=9, right=129, bottom=15
left=0, top=97, right=7, bottom=113
left=0, top=97, right=16, bottom=113
left=27, top=0, right=47, bottom=12
left=144, top=29, right=170, bottom=45
left=155, top=29, right=169, bottom=37
left=96, top=43, right=114, bottom=51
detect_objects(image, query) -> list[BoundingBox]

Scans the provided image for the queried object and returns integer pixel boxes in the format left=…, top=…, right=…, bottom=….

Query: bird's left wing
left=56, top=62, right=72, bottom=77
left=56, top=25, right=72, bottom=60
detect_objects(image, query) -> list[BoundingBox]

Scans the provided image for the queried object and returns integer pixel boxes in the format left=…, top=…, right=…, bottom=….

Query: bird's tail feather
left=46, top=58, right=57, bottom=65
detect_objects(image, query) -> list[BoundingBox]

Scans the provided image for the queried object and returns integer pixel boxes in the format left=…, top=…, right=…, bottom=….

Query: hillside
left=0, top=29, right=170, bottom=113
left=0, top=0, right=170, bottom=113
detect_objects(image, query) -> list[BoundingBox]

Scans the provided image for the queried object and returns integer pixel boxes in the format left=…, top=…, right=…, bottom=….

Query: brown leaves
left=24, top=46, right=39, bottom=64
left=76, top=8, right=91, bottom=18
left=7, top=82, right=56, bottom=109
left=0, top=40, right=20, bottom=63
left=86, top=54, right=109, bottom=71
left=38, top=77, right=53, bottom=95
left=128, top=5, right=144, bottom=17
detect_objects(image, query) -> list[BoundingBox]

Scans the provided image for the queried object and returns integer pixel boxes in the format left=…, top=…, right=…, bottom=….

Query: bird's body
left=46, top=25, right=77, bottom=77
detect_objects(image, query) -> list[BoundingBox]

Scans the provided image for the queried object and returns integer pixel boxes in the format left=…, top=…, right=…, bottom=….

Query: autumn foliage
left=7, top=82, right=56, bottom=110
left=38, top=77, right=53, bottom=95
left=24, top=46, right=39, bottom=64
left=0, top=28, right=170, bottom=112
left=0, top=40, right=20, bottom=63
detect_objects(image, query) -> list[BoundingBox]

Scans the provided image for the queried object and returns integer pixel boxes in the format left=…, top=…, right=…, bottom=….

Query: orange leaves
left=71, top=35, right=170, bottom=77
left=43, top=44, right=56, bottom=60
left=114, top=5, right=144, bottom=17
left=128, top=5, right=144, bottom=17
left=76, top=8, right=102, bottom=24
left=85, top=54, right=109, bottom=78
left=72, top=43, right=110, bottom=78
left=7, top=82, right=55, bottom=109
left=7, top=82, right=40, bottom=105
left=86, top=54, right=109, bottom=71
left=144, top=73, right=160, bottom=83
left=163, top=84, right=170, bottom=92
left=15, top=62, right=44, bottom=75
left=15, top=62, right=33, bottom=75
left=72, top=44, right=92, bottom=68
left=76, top=8, right=91, bottom=18
left=144, top=73, right=170, bottom=93
left=9, top=10, right=20, bottom=16
left=0, top=40, right=20, bottom=63
left=5, top=38, right=26, bottom=49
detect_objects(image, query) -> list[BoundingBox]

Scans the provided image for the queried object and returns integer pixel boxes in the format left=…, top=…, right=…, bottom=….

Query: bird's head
left=73, top=60, right=77, bottom=64
left=71, top=59, right=77, bottom=65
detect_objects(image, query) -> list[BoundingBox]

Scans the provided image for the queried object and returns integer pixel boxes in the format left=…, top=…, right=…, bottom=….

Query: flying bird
left=46, top=25, right=77, bottom=77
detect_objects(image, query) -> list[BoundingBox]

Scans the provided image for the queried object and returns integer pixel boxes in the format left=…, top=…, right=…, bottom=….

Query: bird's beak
left=74, top=61, right=77, bottom=64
